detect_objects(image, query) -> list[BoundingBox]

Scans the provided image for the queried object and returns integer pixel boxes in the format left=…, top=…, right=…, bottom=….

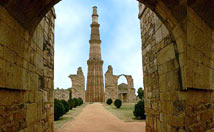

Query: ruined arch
left=116, top=74, right=134, bottom=90
left=104, top=66, right=136, bottom=103
left=116, top=74, right=136, bottom=103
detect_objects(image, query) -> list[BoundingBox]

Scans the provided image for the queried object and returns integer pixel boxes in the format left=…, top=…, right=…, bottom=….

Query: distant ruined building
left=54, top=89, right=70, bottom=101
left=105, top=65, right=137, bottom=103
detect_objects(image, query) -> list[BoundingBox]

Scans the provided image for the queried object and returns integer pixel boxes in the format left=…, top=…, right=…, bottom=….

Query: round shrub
left=78, top=97, right=83, bottom=105
left=73, top=98, right=79, bottom=107
left=60, top=100, right=70, bottom=113
left=133, top=100, right=146, bottom=120
left=114, top=99, right=122, bottom=108
left=68, top=99, right=75, bottom=110
left=54, top=99, right=65, bottom=121
left=106, top=98, right=113, bottom=105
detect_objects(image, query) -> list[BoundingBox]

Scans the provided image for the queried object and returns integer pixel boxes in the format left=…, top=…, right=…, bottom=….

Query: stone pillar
left=85, top=6, right=105, bottom=102
left=105, top=65, right=118, bottom=101
left=69, top=67, right=85, bottom=101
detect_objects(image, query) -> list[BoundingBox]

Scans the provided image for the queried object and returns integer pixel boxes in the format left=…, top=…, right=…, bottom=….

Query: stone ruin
left=54, top=89, right=70, bottom=101
left=105, top=65, right=137, bottom=103
left=69, top=67, right=85, bottom=102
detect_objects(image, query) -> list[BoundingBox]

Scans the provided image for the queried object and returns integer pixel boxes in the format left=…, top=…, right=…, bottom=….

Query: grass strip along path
left=104, top=103, right=145, bottom=122
left=55, top=103, right=145, bottom=132
left=54, top=104, right=87, bottom=131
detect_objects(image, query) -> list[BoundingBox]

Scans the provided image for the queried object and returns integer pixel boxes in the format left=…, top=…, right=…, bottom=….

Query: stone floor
left=55, top=103, right=145, bottom=132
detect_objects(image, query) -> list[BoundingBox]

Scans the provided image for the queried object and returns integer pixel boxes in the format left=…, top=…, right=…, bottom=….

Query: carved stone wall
left=0, top=6, right=55, bottom=132
left=105, top=65, right=137, bottom=103
left=54, top=89, right=70, bottom=101
left=69, top=67, right=85, bottom=101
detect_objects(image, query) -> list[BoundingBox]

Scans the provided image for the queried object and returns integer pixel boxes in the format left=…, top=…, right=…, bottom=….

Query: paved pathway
left=56, top=103, right=145, bottom=132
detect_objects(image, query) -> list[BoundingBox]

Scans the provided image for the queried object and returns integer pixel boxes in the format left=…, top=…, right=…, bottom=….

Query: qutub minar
left=85, top=6, right=105, bottom=102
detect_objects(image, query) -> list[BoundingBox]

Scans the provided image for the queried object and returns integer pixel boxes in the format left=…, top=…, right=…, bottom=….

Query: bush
left=54, top=99, right=65, bottom=121
left=73, top=98, right=79, bottom=108
left=68, top=99, right=75, bottom=110
left=114, top=99, right=122, bottom=108
left=60, top=100, right=70, bottom=113
left=106, top=98, right=113, bottom=105
left=78, top=97, right=83, bottom=105
left=133, top=100, right=146, bottom=120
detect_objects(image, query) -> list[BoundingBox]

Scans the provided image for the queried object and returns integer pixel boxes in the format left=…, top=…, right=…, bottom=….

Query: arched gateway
left=0, top=0, right=214, bottom=131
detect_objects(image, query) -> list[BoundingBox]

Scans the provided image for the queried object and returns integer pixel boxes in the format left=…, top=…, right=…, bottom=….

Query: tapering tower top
left=92, top=6, right=98, bottom=23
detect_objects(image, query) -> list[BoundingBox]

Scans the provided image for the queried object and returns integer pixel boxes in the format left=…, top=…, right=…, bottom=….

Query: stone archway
left=116, top=74, right=136, bottom=103
left=1, top=0, right=214, bottom=132
left=0, top=2, right=60, bottom=131
left=138, top=0, right=214, bottom=131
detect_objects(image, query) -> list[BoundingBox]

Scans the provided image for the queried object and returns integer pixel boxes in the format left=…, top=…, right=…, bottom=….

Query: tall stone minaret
left=85, top=6, right=105, bottom=102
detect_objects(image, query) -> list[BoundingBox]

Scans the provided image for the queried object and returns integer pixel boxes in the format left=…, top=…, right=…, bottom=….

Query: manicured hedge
left=133, top=100, right=146, bottom=120
left=54, top=99, right=65, bottom=121
left=78, top=97, right=83, bottom=106
left=106, top=98, right=113, bottom=105
left=68, top=99, right=75, bottom=110
left=60, top=100, right=70, bottom=113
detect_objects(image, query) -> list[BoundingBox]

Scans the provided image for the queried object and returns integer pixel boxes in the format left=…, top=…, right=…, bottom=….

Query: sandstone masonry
left=85, top=7, right=105, bottom=102
left=54, top=89, right=70, bottom=101
left=138, top=2, right=214, bottom=132
left=0, top=6, right=55, bottom=132
left=69, top=67, right=85, bottom=101
left=105, top=65, right=137, bottom=103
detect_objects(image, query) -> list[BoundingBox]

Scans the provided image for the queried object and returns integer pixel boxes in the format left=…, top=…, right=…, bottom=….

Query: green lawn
left=54, top=104, right=87, bottom=131
left=104, top=103, right=144, bottom=122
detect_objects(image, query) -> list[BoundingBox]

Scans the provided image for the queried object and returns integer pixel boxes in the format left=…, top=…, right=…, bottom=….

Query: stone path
left=56, top=103, right=145, bottom=132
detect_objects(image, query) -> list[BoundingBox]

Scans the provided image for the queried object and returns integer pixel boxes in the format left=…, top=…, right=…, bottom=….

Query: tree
left=114, top=99, right=122, bottom=108
left=137, top=87, right=144, bottom=100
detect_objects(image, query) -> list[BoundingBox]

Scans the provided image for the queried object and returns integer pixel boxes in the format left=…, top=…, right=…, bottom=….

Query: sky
left=54, top=0, right=143, bottom=92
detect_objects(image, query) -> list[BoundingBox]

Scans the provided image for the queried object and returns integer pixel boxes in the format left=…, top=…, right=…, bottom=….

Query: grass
left=54, top=104, right=87, bottom=131
left=104, top=103, right=145, bottom=122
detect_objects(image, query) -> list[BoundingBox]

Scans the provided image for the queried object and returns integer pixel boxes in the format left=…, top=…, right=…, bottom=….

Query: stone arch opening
left=117, top=74, right=128, bottom=85
left=117, top=75, right=129, bottom=103
left=1, top=0, right=214, bottom=132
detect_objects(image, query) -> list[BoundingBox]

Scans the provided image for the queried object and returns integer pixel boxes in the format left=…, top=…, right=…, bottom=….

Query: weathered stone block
left=26, top=103, right=37, bottom=126
left=157, top=44, right=176, bottom=66
left=160, top=101, right=173, bottom=114
left=54, top=89, right=70, bottom=101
